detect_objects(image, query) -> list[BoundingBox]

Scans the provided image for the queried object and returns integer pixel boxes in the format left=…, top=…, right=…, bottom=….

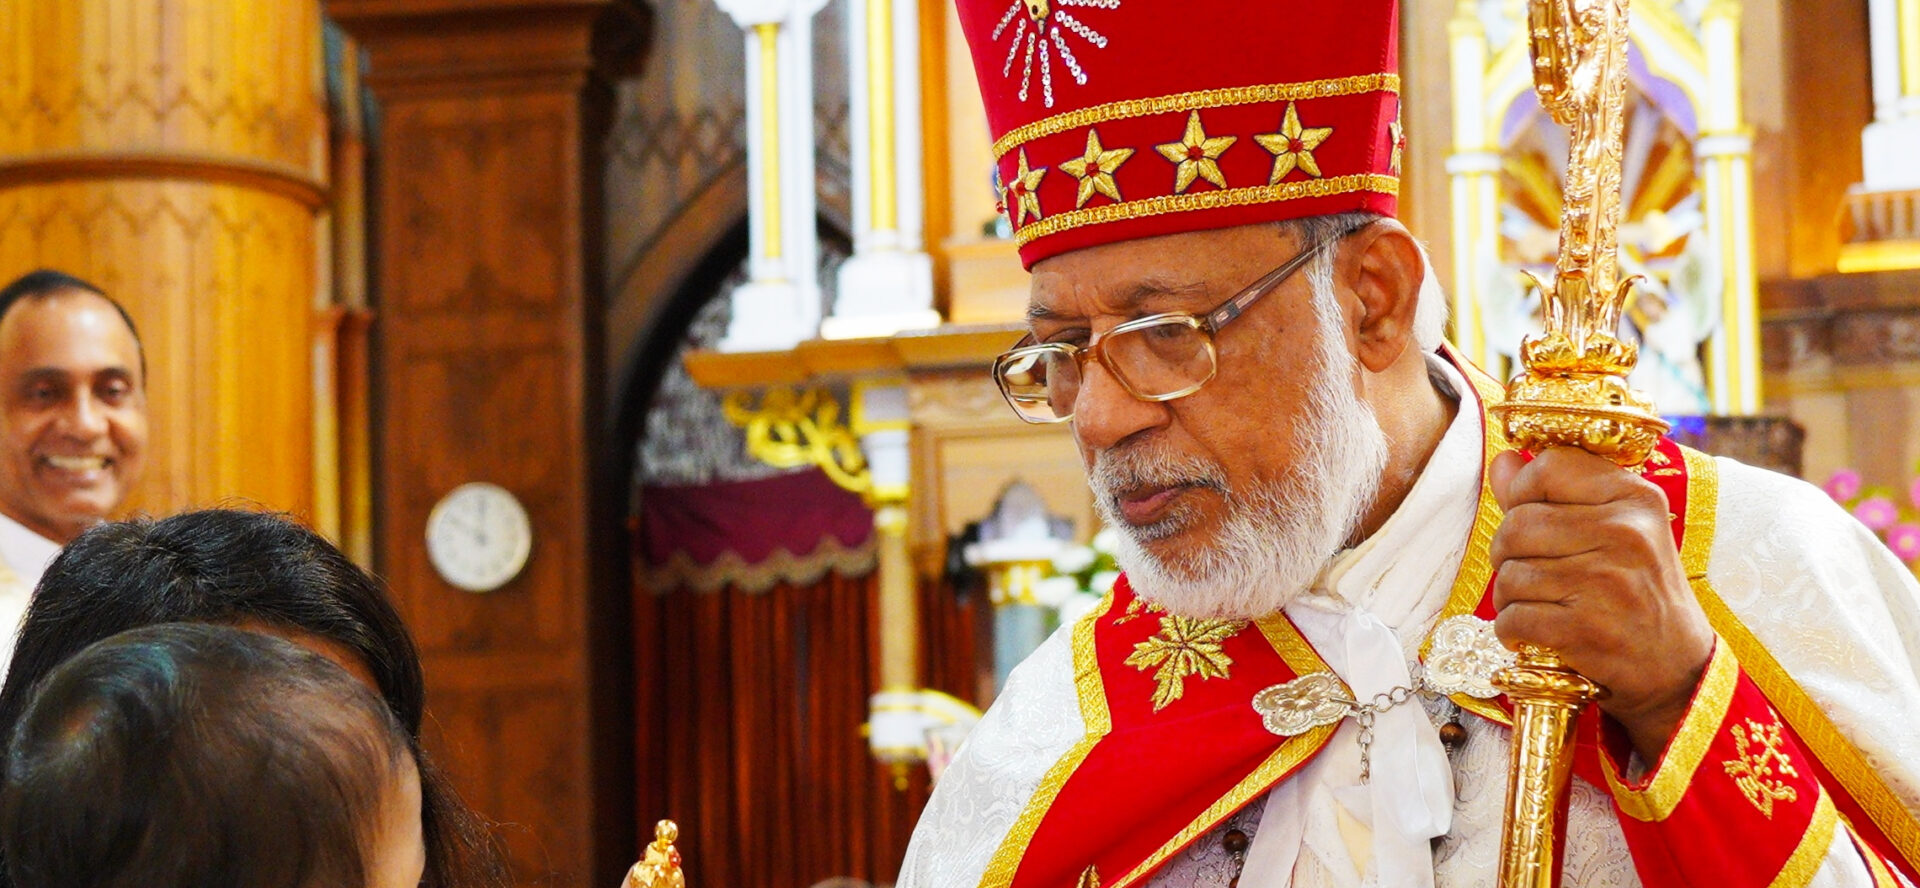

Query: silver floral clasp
left=1250, top=672, right=1352, bottom=737
left=1423, top=615, right=1515, bottom=699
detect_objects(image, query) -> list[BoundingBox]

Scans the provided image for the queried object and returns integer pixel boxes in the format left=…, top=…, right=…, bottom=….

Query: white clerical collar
left=1297, top=353, right=1485, bottom=633
left=0, top=510, right=62, bottom=589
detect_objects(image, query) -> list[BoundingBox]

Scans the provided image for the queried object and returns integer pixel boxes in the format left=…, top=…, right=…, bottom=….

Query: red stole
left=977, top=349, right=1920, bottom=887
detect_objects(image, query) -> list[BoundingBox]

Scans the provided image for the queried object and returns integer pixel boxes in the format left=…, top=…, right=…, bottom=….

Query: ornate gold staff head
left=1488, top=0, right=1667, bottom=467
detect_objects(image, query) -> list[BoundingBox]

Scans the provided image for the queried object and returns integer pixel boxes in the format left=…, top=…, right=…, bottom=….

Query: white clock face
left=425, top=482, right=532, bottom=593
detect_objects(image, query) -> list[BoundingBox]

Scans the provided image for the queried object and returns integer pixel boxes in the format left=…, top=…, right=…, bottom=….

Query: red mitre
left=954, top=0, right=1404, bottom=269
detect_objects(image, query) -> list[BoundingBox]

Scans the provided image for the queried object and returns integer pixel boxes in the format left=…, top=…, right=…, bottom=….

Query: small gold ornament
left=1059, top=128, right=1134, bottom=208
left=622, top=820, right=686, bottom=888
left=1254, top=101, right=1334, bottom=182
left=1010, top=149, right=1049, bottom=226
left=1155, top=111, right=1236, bottom=193
left=1388, top=115, right=1405, bottom=176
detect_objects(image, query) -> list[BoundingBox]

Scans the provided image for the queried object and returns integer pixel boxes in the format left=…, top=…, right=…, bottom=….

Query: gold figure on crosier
left=622, top=820, right=687, bottom=888
left=1486, top=0, right=1663, bottom=886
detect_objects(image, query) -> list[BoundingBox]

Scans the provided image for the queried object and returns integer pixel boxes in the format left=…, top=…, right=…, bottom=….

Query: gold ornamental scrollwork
left=722, top=386, right=872, bottom=496
left=1490, top=0, right=1665, bottom=886
left=1489, top=0, right=1668, bottom=468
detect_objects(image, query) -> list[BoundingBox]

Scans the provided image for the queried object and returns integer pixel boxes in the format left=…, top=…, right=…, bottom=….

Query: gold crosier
left=1485, top=0, right=1668, bottom=886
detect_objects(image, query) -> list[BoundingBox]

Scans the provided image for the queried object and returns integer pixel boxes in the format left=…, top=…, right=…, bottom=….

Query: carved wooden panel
left=333, top=3, right=643, bottom=885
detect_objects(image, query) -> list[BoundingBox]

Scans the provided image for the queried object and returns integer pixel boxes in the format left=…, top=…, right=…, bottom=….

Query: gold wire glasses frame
left=992, top=224, right=1366, bottom=423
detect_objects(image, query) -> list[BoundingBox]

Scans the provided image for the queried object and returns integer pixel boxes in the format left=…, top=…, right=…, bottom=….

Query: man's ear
left=1341, top=220, right=1425, bottom=373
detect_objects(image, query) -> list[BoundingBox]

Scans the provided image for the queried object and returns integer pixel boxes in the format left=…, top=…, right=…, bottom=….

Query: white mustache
left=1088, top=442, right=1227, bottom=504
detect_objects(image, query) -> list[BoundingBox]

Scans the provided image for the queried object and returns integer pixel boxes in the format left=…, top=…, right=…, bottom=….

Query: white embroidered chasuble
left=897, top=353, right=1920, bottom=888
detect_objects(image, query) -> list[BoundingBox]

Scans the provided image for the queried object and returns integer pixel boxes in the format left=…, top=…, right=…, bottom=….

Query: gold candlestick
left=1485, top=0, right=1667, bottom=885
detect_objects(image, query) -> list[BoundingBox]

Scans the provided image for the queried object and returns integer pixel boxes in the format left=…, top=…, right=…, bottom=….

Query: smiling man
left=0, top=270, right=148, bottom=664
left=899, top=2, right=1920, bottom=887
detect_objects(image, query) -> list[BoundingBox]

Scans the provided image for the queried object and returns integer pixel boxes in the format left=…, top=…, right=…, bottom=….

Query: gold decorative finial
left=1488, top=0, right=1667, bottom=466
left=1490, top=1, right=1653, bottom=887
left=622, top=820, right=686, bottom=888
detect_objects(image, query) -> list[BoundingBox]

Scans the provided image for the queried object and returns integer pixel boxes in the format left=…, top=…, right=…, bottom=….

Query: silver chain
left=1346, top=684, right=1420, bottom=782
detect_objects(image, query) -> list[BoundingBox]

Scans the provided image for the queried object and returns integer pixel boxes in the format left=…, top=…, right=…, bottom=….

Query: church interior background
left=1, top=0, right=1917, bottom=885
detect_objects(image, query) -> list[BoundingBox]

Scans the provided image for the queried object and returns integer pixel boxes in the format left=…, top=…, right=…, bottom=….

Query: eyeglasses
left=992, top=224, right=1363, bottom=423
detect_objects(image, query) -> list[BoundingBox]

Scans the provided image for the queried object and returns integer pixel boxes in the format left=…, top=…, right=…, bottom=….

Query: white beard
left=1088, top=284, right=1391, bottom=620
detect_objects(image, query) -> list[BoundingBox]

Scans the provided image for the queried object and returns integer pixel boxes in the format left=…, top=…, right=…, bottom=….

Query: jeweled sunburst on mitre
left=990, top=0, right=1119, bottom=108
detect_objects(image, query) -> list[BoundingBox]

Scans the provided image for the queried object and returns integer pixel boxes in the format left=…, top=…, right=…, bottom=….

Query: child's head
left=0, top=623, right=425, bottom=888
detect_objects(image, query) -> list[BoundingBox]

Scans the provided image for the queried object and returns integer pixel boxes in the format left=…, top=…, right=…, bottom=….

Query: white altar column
left=852, top=380, right=932, bottom=780
left=821, top=0, right=941, bottom=340
left=716, top=0, right=828, bottom=352
left=1864, top=0, right=1920, bottom=192
left=1697, top=0, right=1761, bottom=414
left=1446, top=1, right=1501, bottom=372
left=1841, top=0, right=1920, bottom=275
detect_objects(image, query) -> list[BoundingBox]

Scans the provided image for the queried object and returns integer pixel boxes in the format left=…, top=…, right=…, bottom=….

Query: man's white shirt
left=897, top=353, right=1920, bottom=888
left=0, top=511, right=59, bottom=678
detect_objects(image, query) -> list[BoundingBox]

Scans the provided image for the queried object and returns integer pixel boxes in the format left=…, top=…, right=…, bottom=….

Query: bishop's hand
left=1487, top=447, right=1716, bottom=763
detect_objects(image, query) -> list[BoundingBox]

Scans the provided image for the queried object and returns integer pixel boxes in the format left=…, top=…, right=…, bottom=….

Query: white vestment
left=0, top=511, right=56, bottom=679
left=899, top=355, right=1920, bottom=888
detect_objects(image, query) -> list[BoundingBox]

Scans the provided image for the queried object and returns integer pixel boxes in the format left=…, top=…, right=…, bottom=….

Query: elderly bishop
left=898, top=2, right=1920, bottom=887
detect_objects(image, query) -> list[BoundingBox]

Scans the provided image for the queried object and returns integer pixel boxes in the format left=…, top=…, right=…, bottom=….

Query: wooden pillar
left=0, top=0, right=326, bottom=518
left=325, top=2, right=644, bottom=885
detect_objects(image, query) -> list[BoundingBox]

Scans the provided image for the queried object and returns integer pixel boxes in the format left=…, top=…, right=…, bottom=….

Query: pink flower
left=1854, top=496, right=1900, bottom=531
left=1889, top=524, right=1920, bottom=562
left=1825, top=468, right=1863, bottom=502
left=1908, top=476, right=1920, bottom=510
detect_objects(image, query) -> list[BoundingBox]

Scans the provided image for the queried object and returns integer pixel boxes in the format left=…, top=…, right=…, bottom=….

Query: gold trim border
left=1680, top=446, right=1920, bottom=872
left=991, top=74, right=1402, bottom=159
left=1014, top=174, right=1399, bottom=247
left=1425, top=348, right=1517, bottom=726
left=979, top=592, right=1117, bottom=888
left=1604, top=639, right=1739, bottom=822
left=1769, top=790, right=1839, bottom=888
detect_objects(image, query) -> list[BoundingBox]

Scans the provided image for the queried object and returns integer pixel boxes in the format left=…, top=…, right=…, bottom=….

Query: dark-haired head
left=0, top=509, right=506, bottom=888
left=0, top=271, right=143, bottom=369
left=2, top=623, right=420, bottom=888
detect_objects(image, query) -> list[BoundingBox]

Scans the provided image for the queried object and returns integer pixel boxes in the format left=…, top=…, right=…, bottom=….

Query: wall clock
left=425, top=482, right=532, bottom=592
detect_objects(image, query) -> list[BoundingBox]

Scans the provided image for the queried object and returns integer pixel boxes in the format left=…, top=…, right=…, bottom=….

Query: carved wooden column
left=0, top=0, right=327, bottom=517
left=325, top=2, right=645, bottom=885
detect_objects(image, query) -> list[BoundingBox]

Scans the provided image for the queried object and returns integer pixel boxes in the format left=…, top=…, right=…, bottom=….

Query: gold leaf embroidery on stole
left=1124, top=615, right=1247, bottom=711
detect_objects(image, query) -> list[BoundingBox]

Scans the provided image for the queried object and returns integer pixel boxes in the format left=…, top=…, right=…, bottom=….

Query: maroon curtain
left=633, top=471, right=987, bottom=887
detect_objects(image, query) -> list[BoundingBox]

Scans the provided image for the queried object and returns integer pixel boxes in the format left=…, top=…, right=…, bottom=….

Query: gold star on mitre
left=1254, top=102, right=1333, bottom=183
left=1058, top=128, right=1135, bottom=208
left=1155, top=111, right=1236, bottom=193
left=1008, top=148, right=1048, bottom=226
left=1389, top=115, right=1406, bottom=175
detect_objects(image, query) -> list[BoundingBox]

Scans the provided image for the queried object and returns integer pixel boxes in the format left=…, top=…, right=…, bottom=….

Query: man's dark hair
left=0, top=509, right=506, bottom=888
left=0, top=270, right=145, bottom=372
left=1, top=623, right=409, bottom=888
